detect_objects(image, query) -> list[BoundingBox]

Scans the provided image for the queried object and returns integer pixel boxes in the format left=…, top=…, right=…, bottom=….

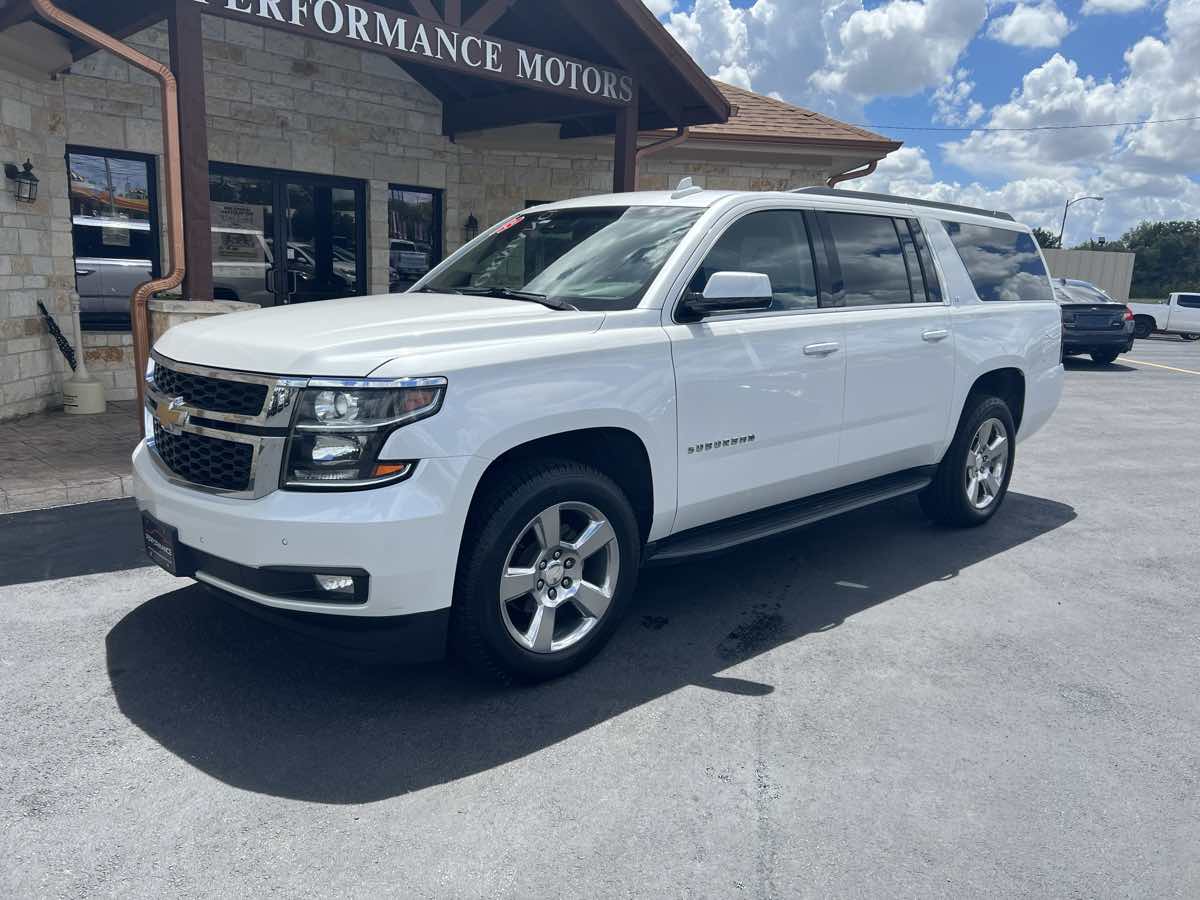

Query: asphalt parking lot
left=2, top=338, right=1198, bottom=898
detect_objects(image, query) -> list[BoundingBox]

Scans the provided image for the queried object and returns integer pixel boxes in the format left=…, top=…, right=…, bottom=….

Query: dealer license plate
left=142, top=512, right=180, bottom=576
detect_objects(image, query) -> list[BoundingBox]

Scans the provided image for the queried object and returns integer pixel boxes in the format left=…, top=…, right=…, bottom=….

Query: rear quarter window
left=944, top=222, right=1054, bottom=303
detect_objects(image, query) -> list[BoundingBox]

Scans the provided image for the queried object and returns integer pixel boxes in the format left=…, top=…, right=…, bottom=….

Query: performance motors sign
left=193, top=0, right=635, bottom=106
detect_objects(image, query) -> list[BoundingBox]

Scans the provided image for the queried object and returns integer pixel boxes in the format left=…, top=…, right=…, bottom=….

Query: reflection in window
left=389, top=186, right=441, bottom=291
left=690, top=211, right=818, bottom=311
left=945, top=222, right=1054, bottom=302
left=424, top=207, right=701, bottom=311
left=68, top=149, right=159, bottom=330
left=827, top=213, right=914, bottom=307
left=208, top=172, right=275, bottom=306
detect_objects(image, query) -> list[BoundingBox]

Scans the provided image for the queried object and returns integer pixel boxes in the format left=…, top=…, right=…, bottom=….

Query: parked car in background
left=1127, top=293, right=1200, bottom=341
left=1053, top=278, right=1135, bottom=364
left=390, top=239, right=430, bottom=281
left=136, top=186, right=1063, bottom=683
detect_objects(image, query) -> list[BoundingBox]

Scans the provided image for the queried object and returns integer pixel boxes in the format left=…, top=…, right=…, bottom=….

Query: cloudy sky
left=644, top=0, right=1200, bottom=246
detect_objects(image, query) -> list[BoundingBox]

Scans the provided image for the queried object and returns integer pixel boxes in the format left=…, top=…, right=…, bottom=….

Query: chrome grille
left=153, top=364, right=268, bottom=416
left=146, top=353, right=306, bottom=499
left=153, top=423, right=254, bottom=492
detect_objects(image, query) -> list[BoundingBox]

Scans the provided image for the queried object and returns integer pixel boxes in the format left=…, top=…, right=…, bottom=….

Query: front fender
left=377, top=329, right=679, bottom=541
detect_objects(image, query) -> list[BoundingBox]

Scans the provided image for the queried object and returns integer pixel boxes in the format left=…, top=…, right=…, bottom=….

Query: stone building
left=0, top=0, right=899, bottom=421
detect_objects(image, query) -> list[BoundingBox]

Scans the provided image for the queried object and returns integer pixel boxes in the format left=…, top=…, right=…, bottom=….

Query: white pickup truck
left=134, top=186, right=1064, bottom=682
left=1128, top=293, right=1200, bottom=341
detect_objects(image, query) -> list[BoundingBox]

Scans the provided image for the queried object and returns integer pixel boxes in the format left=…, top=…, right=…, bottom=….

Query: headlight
left=282, top=379, right=445, bottom=490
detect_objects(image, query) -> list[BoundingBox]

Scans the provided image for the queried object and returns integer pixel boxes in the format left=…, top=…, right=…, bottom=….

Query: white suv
left=135, top=185, right=1064, bottom=682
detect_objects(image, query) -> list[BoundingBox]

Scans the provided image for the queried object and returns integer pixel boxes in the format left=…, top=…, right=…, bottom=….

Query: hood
left=153, top=293, right=606, bottom=377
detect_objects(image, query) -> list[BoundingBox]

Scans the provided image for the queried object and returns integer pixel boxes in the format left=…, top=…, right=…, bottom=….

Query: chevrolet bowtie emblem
left=158, top=396, right=190, bottom=434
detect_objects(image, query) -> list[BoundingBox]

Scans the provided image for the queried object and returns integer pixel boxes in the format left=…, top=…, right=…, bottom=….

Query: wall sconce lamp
left=4, top=158, right=39, bottom=204
left=463, top=213, right=479, bottom=243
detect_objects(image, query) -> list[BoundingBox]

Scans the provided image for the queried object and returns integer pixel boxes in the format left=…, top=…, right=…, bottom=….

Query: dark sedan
left=1055, top=278, right=1135, bottom=365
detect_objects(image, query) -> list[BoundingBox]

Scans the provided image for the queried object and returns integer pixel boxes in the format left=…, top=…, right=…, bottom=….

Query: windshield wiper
left=457, top=287, right=578, bottom=311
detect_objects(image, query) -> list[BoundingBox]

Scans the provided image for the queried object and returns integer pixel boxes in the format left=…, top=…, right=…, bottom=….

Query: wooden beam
left=443, top=88, right=609, bottom=136
left=409, top=0, right=441, bottom=21
left=560, top=0, right=683, bottom=125
left=463, top=0, right=515, bottom=33
left=168, top=0, right=213, bottom=303
left=64, top=0, right=165, bottom=60
left=613, top=95, right=640, bottom=193
left=443, top=0, right=461, bottom=27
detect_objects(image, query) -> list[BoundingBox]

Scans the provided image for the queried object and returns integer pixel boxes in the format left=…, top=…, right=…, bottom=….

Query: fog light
left=314, top=574, right=355, bottom=594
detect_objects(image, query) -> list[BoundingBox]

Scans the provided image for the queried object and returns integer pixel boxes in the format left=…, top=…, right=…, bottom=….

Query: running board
left=645, top=468, right=934, bottom=565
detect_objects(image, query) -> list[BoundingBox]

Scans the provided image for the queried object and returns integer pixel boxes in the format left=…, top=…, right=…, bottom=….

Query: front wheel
left=452, top=460, right=641, bottom=684
left=1181, top=333, right=1200, bottom=342
left=1091, top=350, right=1120, bottom=364
left=920, top=395, right=1015, bottom=528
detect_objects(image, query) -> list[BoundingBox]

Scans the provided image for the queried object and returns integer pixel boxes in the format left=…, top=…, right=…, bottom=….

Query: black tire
left=1091, top=350, right=1120, bottom=364
left=451, top=459, right=641, bottom=684
left=1133, top=318, right=1154, bottom=339
left=1181, top=333, right=1200, bottom=342
left=919, top=394, right=1016, bottom=528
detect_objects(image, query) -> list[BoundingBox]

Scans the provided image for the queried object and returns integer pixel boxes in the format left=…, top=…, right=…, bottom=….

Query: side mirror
left=678, top=271, right=774, bottom=322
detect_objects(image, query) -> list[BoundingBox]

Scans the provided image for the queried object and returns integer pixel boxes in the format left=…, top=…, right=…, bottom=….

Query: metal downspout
left=634, top=127, right=689, bottom=190
left=826, top=160, right=877, bottom=188
left=32, top=0, right=184, bottom=418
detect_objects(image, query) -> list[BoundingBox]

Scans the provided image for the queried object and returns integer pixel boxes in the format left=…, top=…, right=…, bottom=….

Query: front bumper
left=134, top=440, right=485, bottom=631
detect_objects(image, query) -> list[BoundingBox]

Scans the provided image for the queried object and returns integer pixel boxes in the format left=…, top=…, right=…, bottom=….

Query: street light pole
left=1058, top=195, right=1104, bottom=248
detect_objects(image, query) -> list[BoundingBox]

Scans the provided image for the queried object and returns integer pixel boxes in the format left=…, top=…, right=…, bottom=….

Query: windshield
left=419, top=206, right=703, bottom=311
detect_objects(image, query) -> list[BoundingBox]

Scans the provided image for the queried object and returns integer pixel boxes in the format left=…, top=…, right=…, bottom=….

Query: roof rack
left=789, top=187, right=1016, bottom=222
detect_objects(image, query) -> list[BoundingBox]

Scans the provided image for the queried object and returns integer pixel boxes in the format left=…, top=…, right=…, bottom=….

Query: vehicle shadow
left=105, top=491, right=1075, bottom=804
left=1062, top=358, right=1136, bottom=373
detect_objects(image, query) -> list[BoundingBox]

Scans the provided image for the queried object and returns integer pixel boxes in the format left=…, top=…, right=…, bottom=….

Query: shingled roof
left=687, top=81, right=902, bottom=154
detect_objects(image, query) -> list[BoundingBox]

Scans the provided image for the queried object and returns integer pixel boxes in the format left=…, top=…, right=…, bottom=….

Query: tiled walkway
left=0, top=401, right=141, bottom=513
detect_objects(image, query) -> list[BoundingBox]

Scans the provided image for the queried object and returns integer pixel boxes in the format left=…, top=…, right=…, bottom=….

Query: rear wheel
left=1133, top=318, right=1154, bottom=339
left=1091, top=350, right=1120, bottom=364
left=452, top=460, right=641, bottom=684
left=920, top=395, right=1015, bottom=528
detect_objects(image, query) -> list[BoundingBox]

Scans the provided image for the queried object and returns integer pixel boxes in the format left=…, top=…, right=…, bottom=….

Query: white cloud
left=857, top=146, right=1200, bottom=245
left=647, top=0, right=1198, bottom=245
left=947, top=0, right=1200, bottom=179
left=933, top=69, right=985, bottom=126
left=657, top=0, right=987, bottom=119
left=811, top=0, right=988, bottom=100
left=642, top=0, right=676, bottom=16
left=987, top=2, right=1073, bottom=48
left=1081, top=0, right=1151, bottom=13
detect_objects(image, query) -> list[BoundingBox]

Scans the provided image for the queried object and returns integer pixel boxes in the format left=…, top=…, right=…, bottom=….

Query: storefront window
left=209, top=164, right=366, bottom=307
left=67, top=148, right=160, bottom=331
left=388, top=185, right=442, bottom=291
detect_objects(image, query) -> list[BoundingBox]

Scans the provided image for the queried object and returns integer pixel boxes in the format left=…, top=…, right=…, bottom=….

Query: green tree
left=1120, top=220, right=1200, bottom=299
left=1031, top=227, right=1060, bottom=249
left=1071, top=237, right=1120, bottom=251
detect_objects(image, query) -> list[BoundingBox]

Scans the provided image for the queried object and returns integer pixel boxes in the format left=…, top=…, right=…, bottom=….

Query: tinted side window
left=825, top=212, right=914, bottom=307
left=1177, top=294, right=1200, bottom=309
left=689, top=210, right=818, bottom=311
left=945, top=222, right=1054, bottom=302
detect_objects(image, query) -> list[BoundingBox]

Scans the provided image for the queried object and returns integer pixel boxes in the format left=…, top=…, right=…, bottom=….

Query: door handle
left=803, top=342, right=841, bottom=357
left=922, top=329, right=950, bottom=342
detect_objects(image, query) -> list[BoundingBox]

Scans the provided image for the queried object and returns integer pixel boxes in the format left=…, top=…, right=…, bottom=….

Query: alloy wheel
left=499, top=502, right=620, bottom=654
left=963, top=417, right=1009, bottom=511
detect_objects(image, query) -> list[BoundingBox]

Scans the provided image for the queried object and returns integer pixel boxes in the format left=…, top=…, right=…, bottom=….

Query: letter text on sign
left=191, top=0, right=634, bottom=107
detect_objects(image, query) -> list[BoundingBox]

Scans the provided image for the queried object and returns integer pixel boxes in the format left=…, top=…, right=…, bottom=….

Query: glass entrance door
left=209, top=164, right=366, bottom=308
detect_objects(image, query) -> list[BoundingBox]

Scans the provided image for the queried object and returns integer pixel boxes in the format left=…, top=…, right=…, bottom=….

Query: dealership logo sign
left=194, top=0, right=635, bottom=105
